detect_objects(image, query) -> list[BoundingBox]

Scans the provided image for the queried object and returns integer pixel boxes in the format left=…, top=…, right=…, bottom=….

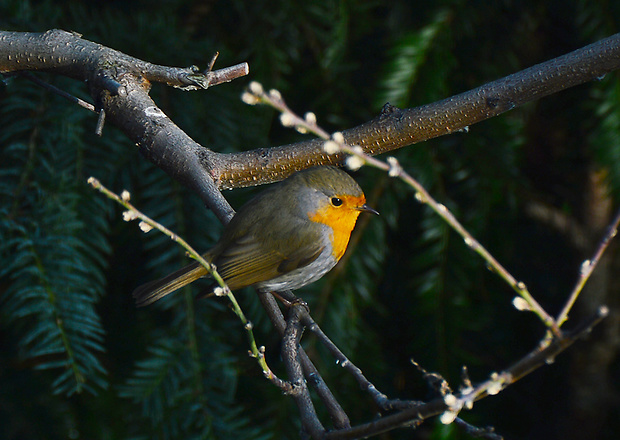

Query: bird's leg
left=269, top=288, right=301, bottom=306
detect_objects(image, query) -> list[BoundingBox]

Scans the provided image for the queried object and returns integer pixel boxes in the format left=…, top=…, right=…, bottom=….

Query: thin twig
left=244, top=83, right=559, bottom=333
left=323, top=307, right=607, bottom=440
left=17, top=71, right=97, bottom=112
left=282, top=303, right=325, bottom=438
left=300, top=309, right=412, bottom=411
left=143, top=61, right=249, bottom=90
left=453, top=418, right=503, bottom=440
left=95, top=108, right=106, bottom=136
left=205, top=51, right=219, bottom=73
left=86, top=177, right=280, bottom=382
left=556, top=208, right=620, bottom=327
left=256, top=290, right=352, bottom=429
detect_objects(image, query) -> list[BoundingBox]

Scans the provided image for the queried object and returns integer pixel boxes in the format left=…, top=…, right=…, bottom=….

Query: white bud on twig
left=280, top=112, right=296, bottom=127
left=323, top=140, right=340, bottom=154
left=440, top=410, right=458, bottom=424
left=139, top=221, right=153, bottom=233
left=122, top=210, right=138, bottom=221
left=213, top=286, right=226, bottom=296
left=580, top=259, right=591, bottom=275
left=512, top=296, right=531, bottom=311
left=386, top=156, right=401, bottom=177
left=248, top=81, right=263, bottom=95
left=268, top=89, right=282, bottom=101
left=346, top=155, right=364, bottom=171
left=486, top=372, right=504, bottom=395
left=304, top=112, right=316, bottom=125
left=241, top=91, right=260, bottom=105
left=332, top=132, right=345, bottom=144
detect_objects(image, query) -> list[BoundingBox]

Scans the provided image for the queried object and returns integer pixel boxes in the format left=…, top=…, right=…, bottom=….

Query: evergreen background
left=1, top=0, right=619, bottom=439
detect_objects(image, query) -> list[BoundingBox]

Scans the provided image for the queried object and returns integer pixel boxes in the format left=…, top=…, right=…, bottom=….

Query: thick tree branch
left=95, top=73, right=236, bottom=223
left=212, top=32, right=620, bottom=188
left=2, top=30, right=620, bottom=194
left=0, top=29, right=246, bottom=89
left=0, top=29, right=246, bottom=222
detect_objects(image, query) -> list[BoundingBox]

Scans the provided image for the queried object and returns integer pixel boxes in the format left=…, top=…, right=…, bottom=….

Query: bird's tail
left=133, top=262, right=208, bottom=307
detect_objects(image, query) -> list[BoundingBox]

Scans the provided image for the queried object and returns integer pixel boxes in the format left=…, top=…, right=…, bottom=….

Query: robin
left=133, top=166, right=378, bottom=306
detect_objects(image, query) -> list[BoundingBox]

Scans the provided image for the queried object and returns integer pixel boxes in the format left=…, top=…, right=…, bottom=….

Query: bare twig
left=256, top=290, right=351, bottom=430
left=86, top=177, right=281, bottom=382
left=299, top=309, right=410, bottom=412
left=95, top=109, right=106, bottom=136
left=143, top=61, right=249, bottom=91
left=282, top=303, right=325, bottom=438
left=17, top=71, right=96, bottom=112
left=246, top=84, right=559, bottom=332
left=323, top=307, right=607, bottom=440
left=245, top=84, right=618, bottom=439
left=453, top=418, right=503, bottom=440
left=556, top=208, right=620, bottom=327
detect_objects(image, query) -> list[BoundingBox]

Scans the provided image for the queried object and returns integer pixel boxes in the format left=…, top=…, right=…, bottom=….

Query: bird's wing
left=214, top=232, right=325, bottom=290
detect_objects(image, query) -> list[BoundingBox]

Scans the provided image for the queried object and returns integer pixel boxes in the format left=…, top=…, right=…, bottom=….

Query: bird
left=133, top=166, right=378, bottom=306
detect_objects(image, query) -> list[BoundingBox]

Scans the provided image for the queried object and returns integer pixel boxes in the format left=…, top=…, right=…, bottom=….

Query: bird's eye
left=331, top=197, right=343, bottom=207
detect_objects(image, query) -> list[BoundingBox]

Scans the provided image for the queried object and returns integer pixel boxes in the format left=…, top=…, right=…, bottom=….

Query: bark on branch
left=2, top=30, right=620, bottom=196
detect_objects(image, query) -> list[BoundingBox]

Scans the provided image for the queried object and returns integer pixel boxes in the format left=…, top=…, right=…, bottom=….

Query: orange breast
left=308, top=195, right=365, bottom=261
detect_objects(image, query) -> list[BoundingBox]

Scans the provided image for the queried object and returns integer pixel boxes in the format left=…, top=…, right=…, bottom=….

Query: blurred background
left=1, top=0, right=619, bottom=439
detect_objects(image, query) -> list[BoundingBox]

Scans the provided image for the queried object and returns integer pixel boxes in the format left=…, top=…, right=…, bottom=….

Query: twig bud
left=512, top=296, right=532, bottom=311
left=323, top=140, right=340, bottom=154
left=440, top=410, right=458, bottom=424
left=386, top=156, right=402, bottom=177
left=345, top=155, right=364, bottom=171
left=122, top=210, right=138, bottom=221
left=139, top=221, right=153, bottom=233
left=304, top=112, right=317, bottom=125
left=241, top=91, right=260, bottom=105
left=279, top=112, right=296, bottom=127
left=332, top=131, right=345, bottom=144
left=268, top=88, right=282, bottom=101
left=248, top=81, right=263, bottom=95
left=486, top=372, right=504, bottom=395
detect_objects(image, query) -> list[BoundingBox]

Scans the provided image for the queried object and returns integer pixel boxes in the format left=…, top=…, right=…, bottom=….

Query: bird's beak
left=358, top=204, right=379, bottom=215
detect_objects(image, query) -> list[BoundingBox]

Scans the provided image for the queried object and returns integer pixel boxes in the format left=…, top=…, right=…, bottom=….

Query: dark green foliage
left=375, top=8, right=454, bottom=109
left=0, top=74, right=109, bottom=396
left=1, top=0, right=620, bottom=439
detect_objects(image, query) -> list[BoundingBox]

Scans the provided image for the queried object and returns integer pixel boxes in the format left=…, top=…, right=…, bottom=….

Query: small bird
left=133, top=166, right=378, bottom=306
